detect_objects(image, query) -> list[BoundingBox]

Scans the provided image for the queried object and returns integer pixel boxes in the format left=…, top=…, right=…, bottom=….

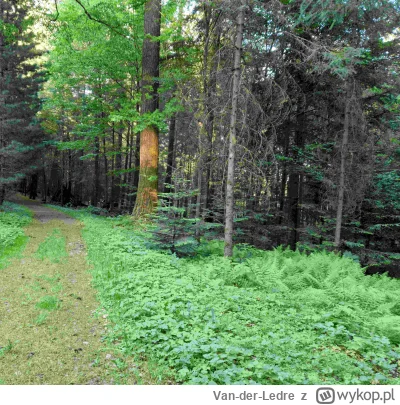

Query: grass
left=48, top=205, right=400, bottom=385
left=0, top=201, right=32, bottom=269
left=0, top=202, right=157, bottom=385
left=36, top=295, right=61, bottom=311
left=35, top=228, right=68, bottom=263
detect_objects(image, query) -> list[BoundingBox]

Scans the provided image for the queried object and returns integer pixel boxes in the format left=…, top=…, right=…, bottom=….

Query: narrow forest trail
left=0, top=196, right=130, bottom=384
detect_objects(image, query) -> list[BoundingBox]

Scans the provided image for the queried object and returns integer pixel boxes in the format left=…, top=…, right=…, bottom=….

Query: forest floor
left=0, top=196, right=149, bottom=385
left=2, top=197, right=400, bottom=385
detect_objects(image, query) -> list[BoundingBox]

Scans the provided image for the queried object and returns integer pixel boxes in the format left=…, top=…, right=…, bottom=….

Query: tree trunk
left=110, top=123, right=115, bottom=206
left=103, top=136, right=108, bottom=207
left=131, top=129, right=140, bottom=206
left=288, top=114, right=304, bottom=251
left=133, top=0, right=161, bottom=217
left=0, top=6, right=5, bottom=206
left=334, top=81, right=351, bottom=247
left=0, top=128, right=4, bottom=206
left=224, top=3, right=245, bottom=257
left=164, top=114, right=176, bottom=193
left=28, top=173, right=38, bottom=200
left=42, top=165, right=47, bottom=203
left=288, top=169, right=299, bottom=250
left=115, top=125, right=123, bottom=207
left=201, top=8, right=221, bottom=218
left=93, top=136, right=100, bottom=206
left=279, top=130, right=290, bottom=225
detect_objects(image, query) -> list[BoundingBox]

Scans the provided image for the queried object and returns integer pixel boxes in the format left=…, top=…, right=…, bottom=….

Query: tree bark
left=279, top=130, right=290, bottom=225
left=334, top=81, right=351, bottom=247
left=201, top=7, right=221, bottom=218
left=93, top=136, right=100, bottom=206
left=103, top=136, right=108, bottom=206
left=164, top=113, right=176, bottom=193
left=0, top=18, right=5, bottom=206
left=224, top=3, right=245, bottom=257
left=133, top=0, right=161, bottom=217
left=288, top=113, right=304, bottom=251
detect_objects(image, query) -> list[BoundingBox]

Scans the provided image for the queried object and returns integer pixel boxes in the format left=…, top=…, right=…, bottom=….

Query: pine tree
left=0, top=0, right=45, bottom=204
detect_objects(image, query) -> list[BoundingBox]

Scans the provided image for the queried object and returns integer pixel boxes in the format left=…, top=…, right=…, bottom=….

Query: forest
left=1, top=0, right=400, bottom=386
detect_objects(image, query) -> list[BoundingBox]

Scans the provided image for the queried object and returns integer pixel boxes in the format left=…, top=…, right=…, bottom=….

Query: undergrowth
left=49, top=205, right=400, bottom=385
left=0, top=201, right=32, bottom=268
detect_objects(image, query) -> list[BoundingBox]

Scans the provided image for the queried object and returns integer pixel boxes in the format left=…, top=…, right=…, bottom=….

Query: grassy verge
left=48, top=205, right=400, bottom=385
left=0, top=204, right=158, bottom=385
left=0, top=201, right=32, bottom=269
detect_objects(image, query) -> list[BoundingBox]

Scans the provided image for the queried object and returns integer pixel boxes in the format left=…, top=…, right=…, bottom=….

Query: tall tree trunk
left=29, top=173, right=38, bottom=200
left=195, top=133, right=203, bottom=222
left=42, top=164, right=47, bottom=203
left=110, top=123, right=115, bottom=206
left=288, top=113, right=304, bottom=251
left=0, top=128, right=4, bottom=205
left=164, top=114, right=176, bottom=193
left=115, top=125, right=123, bottom=207
left=279, top=130, right=290, bottom=225
left=103, top=137, right=108, bottom=206
left=0, top=6, right=5, bottom=206
left=288, top=169, right=299, bottom=250
left=93, top=136, right=100, bottom=206
left=130, top=129, right=139, bottom=208
left=224, top=3, right=245, bottom=257
left=133, top=0, right=161, bottom=217
left=334, top=81, right=351, bottom=247
left=201, top=8, right=221, bottom=218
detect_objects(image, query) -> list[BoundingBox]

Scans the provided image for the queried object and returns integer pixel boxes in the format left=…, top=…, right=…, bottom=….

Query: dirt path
left=8, top=195, right=76, bottom=224
left=0, top=197, right=128, bottom=384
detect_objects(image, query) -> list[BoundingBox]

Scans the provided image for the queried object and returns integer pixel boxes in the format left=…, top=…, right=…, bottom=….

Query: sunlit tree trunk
left=133, top=0, right=161, bottom=217
left=224, top=2, right=245, bottom=257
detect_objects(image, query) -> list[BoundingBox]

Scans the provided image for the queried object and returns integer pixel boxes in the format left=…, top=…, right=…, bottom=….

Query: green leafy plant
left=51, top=206, right=400, bottom=385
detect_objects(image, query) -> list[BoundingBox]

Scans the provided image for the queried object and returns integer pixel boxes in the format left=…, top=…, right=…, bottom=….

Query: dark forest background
left=1, top=0, right=399, bottom=273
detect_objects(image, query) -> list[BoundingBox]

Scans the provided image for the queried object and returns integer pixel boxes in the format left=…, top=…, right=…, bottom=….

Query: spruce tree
left=0, top=0, right=45, bottom=204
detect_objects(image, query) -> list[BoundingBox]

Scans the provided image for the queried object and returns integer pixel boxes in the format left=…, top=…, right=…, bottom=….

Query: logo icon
left=316, top=388, right=335, bottom=404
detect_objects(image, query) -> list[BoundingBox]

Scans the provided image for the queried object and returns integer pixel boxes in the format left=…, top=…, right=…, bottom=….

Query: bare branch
left=49, top=0, right=59, bottom=22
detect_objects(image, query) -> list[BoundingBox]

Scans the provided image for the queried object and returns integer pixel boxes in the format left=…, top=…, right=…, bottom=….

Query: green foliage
left=0, top=202, right=32, bottom=262
left=371, top=171, right=400, bottom=210
left=0, top=1, right=46, bottom=192
left=0, top=20, right=18, bottom=41
left=149, top=203, right=201, bottom=257
left=53, top=206, right=400, bottom=385
left=149, top=184, right=221, bottom=257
